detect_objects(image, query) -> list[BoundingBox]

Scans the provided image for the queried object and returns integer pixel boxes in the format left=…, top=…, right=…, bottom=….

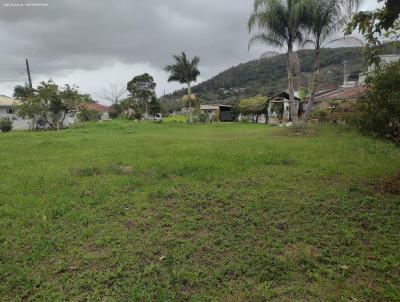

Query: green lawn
left=1, top=121, right=399, bottom=301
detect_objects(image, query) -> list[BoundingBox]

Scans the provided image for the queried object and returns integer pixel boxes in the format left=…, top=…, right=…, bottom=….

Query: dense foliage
left=148, top=96, right=162, bottom=118
left=108, top=102, right=125, bottom=119
left=127, top=73, right=157, bottom=117
left=238, top=96, right=266, bottom=115
left=78, top=109, right=101, bottom=122
left=355, top=61, right=400, bottom=145
left=346, top=0, right=400, bottom=64
left=0, top=118, right=12, bottom=132
left=14, top=81, right=91, bottom=130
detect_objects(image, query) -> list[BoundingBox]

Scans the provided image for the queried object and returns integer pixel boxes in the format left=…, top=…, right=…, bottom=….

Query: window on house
left=6, top=108, right=14, bottom=114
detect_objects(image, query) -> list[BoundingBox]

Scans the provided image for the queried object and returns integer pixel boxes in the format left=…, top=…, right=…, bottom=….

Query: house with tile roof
left=313, top=86, right=368, bottom=110
left=78, top=102, right=110, bottom=121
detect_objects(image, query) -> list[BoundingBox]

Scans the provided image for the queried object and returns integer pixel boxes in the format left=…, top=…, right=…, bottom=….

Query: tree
left=238, top=95, right=266, bottom=123
left=346, top=0, right=400, bottom=64
left=127, top=73, right=156, bottom=118
left=302, top=0, right=364, bottom=122
left=95, top=83, right=127, bottom=104
left=353, top=61, right=400, bottom=145
left=148, top=96, right=162, bottom=119
left=248, top=0, right=308, bottom=124
left=165, top=52, right=200, bottom=125
left=13, top=84, right=34, bottom=99
left=15, top=80, right=89, bottom=130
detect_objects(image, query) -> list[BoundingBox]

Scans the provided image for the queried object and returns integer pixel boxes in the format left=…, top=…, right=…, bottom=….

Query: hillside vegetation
left=168, top=47, right=368, bottom=104
left=1, top=121, right=400, bottom=301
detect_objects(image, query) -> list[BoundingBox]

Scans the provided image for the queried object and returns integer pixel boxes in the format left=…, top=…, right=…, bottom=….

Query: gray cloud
left=0, top=0, right=381, bottom=100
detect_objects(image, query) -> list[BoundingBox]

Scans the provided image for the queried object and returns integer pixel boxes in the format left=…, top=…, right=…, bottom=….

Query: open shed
left=200, top=104, right=234, bottom=122
left=267, top=92, right=304, bottom=125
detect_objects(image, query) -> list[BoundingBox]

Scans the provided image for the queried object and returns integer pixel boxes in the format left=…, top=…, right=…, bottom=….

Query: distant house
left=0, top=95, right=31, bottom=130
left=0, top=95, right=108, bottom=130
left=200, top=104, right=234, bottom=122
left=79, top=102, right=110, bottom=121
left=314, top=86, right=368, bottom=110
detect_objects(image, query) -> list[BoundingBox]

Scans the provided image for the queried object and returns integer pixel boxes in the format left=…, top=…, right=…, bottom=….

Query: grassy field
left=1, top=121, right=399, bottom=301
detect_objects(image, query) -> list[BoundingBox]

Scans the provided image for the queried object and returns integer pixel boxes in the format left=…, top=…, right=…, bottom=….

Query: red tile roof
left=315, top=86, right=367, bottom=102
left=80, top=102, right=110, bottom=112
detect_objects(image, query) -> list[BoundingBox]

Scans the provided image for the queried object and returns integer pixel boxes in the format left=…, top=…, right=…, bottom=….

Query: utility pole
left=25, top=58, right=32, bottom=89
left=343, top=60, right=348, bottom=87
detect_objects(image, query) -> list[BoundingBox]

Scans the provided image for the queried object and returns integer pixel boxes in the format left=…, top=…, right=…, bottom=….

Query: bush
left=109, top=103, right=124, bottom=119
left=198, top=114, right=209, bottom=123
left=310, top=109, right=329, bottom=123
left=355, top=61, right=400, bottom=145
left=78, top=109, right=101, bottom=122
left=133, top=112, right=143, bottom=121
left=0, top=118, right=13, bottom=132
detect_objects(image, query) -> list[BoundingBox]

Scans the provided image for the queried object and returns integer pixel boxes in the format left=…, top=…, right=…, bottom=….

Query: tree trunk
left=59, top=112, right=67, bottom=130
left=303, top=44, right=321, bottom=122
left=188, top=83, right=193, bottom=125
left=287, top=45, right=299, bottom=123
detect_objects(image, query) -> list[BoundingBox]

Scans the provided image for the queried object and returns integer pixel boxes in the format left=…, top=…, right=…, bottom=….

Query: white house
left=359, top=54, right=400, bottom=85
left=0, top=95, right=78, bottom=130
left=0, top=95, right=31, bottom=130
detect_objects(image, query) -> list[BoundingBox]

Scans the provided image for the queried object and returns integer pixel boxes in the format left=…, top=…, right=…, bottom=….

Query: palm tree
left=165, top=52, right=200, bottom=125
left=249, top=0, right=308, bottom=123
left=302, top=0, right=364, bottom=122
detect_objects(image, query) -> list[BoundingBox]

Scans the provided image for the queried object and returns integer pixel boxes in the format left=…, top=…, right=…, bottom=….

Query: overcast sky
left=0, top=0, right=382, bottom=103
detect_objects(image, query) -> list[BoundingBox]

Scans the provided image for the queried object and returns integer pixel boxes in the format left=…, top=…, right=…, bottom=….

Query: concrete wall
left=0, top=106, right=31, bottom=130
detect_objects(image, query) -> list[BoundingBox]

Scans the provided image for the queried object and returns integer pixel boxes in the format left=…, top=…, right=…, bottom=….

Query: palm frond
left=324, top=36, right=365, bottom=48
left=301, top=39, right=317, bottom=48
left=164, top=52, right=200, bottom=85
left=248, top=33, right=285, bottom=51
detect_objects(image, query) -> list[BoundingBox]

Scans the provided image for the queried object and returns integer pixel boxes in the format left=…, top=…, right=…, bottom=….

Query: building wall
left=0, top=106, right=31, bottom=130
left=0, top=106, right=76, bottom=130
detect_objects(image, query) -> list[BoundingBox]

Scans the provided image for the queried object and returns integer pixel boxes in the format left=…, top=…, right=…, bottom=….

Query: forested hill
left=168, top=47, right=368, bottom=104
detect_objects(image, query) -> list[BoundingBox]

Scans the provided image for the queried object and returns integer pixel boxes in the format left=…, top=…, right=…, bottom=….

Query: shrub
left=0, top=118, right=13, bottom=132
left=310, top=109, right=329, bottom=123
left=109, top=103, right=124, bottom=119
left=133, top=112, right=143, bottom=121
left=355, top=61, right=400, bottom=145
left=78, top=109, right=101, bottom=122
left=198, top=114, right=209, bottom=123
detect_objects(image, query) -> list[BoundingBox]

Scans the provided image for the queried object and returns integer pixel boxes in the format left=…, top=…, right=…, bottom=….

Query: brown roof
left=80, top=102, right=109, bottom=112
left=268, top=92, right=301, bottom=102
left=315, top=86, right=367, bottom=102
left=0, top=95, right=16, bottom=106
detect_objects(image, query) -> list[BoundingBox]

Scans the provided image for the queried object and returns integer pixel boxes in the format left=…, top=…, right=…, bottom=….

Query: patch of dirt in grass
left=124, top=220, right=136, bottom=230
left=70, top=167, right=102, bottom=177
left=262, top=159, right=296, bottom=166
left=108, top=165, right=133, bottom=175
left=80, top=190, right=96, bottom=198
left=345, top=270, right=378, bottom=297
left=278, top=243, right=318, bottom=262
left=70, top=164, right=133, bottom=177
left=374, top=172, right=400, bottom=195
left=272, top=127, right=318, bottom=137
